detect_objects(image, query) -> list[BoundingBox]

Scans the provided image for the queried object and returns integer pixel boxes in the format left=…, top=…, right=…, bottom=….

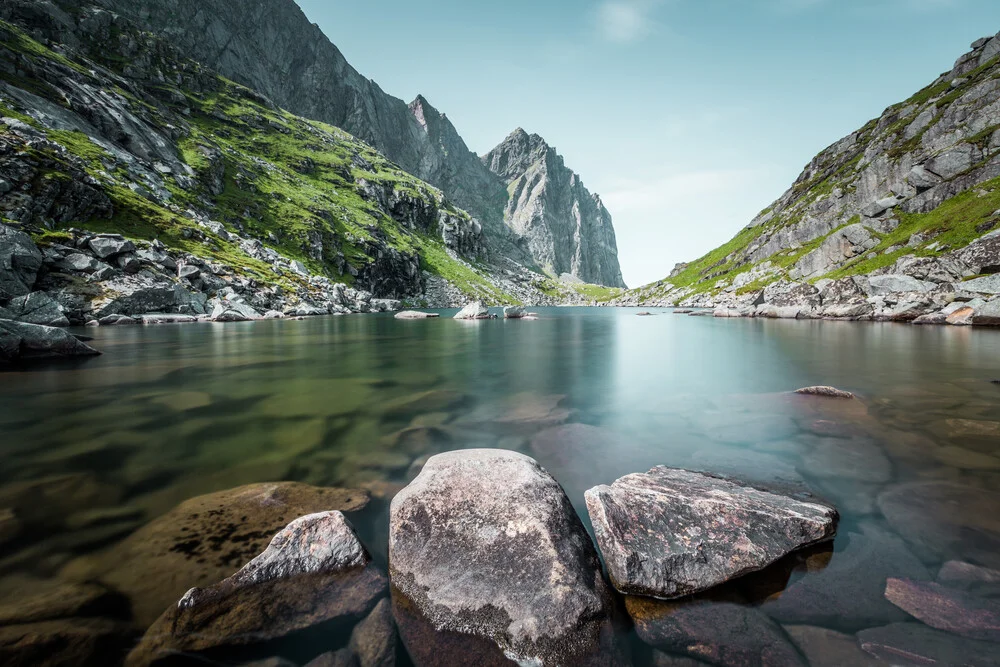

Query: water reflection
left=0, top=308, right=998, bottom=666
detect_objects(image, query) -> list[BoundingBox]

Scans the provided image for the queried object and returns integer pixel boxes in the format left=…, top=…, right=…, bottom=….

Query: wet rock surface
left=884, top=578, right=1000, bottom=641
left=128, top=511, right=386, bottom=666
left=0, top=320, right=101, bottom=363
left=585, top=467, right=837, bottom=598
left=857, top=622, right=1000, bottom=666
left=625, top=595, right=807, bottom=667
left=388, top=449, right=619, bottom=666
left=86, top=482, right=369, bottom=628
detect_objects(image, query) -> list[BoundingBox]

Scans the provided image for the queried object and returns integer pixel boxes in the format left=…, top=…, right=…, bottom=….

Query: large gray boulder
left=0, top=223, right=43, bottom=300
left=211, top=299, right=261, bottom=322
left=585, top=467, right=837, bottom=598
left=88, top=235, right=136, bottom=259
left=452, top=301, right=490, bottom=319
left=389, top=449, right=619, bottom=665
left=867, top=274, right=936, bottom=295
left=0, top=319, right=100, bottom=363
left=128, top=511, right=386, bottom=666
left=2, top=292, right=69, bottom=327
left=972, top=297, right=1000, bottom=325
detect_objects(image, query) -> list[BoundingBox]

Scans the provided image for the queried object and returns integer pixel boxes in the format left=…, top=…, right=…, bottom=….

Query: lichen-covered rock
left=128, top=511, right=386, bottom=666
left=389, top=449, right=619, bottom=665
left=585, top=467, right=837, bottom=598
left=89, top=482, right=369, bottom=627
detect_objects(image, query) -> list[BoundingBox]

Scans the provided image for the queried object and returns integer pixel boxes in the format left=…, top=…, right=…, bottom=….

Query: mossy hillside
left=0, top=18, right=513, bottom=301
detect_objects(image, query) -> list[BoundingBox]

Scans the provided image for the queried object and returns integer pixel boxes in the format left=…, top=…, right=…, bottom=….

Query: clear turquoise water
left=1, top=307, right=999, bottom=665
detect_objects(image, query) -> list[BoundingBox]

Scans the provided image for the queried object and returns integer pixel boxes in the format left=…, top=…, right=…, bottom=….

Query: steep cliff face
left=623, top=32, right=1000, bottom=319
left=89, top=0, right=524, bottom=259
left=484, top=129, right=626, bottom=288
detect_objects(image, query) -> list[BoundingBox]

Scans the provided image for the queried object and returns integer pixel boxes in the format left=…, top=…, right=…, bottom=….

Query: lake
left=1, top=307, right=999, bottom=666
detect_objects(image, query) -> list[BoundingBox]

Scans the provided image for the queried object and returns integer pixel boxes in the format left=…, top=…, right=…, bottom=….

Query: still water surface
left=1, top=307, right=999, bottom=665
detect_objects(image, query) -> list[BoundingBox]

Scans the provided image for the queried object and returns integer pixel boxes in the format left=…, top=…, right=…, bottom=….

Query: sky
left=297, top=0, right=1000, bottom=287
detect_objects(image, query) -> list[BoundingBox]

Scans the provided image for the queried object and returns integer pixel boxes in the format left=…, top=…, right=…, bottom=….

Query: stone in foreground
left=884, top=578, right=1000, bottom=642
left=585, top=467, right=838, bottom=598
left=389, top=449, right=619, bottom=665
left=394, top=310, right=440, bottom=319
left=0, top=319, right=101, bottom=363
left=128, top=511, right=386, bottom=666
left=453, top=301, right=491, bottom=319
left=794, top=386, right=855, bottom=399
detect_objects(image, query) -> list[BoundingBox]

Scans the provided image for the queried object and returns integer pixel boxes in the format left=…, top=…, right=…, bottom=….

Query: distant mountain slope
left=623, top=31, right=1000, bottom=319
left=484, top=129, right=626, bottom=288
left=89, top=0, right=626, bottom=287
left=0, top=0, right=547, bottom=326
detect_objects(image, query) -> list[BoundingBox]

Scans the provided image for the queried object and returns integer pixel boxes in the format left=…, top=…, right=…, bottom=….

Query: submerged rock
left=453, top=301, right=491, bottom=319
left=877, top=482, right=1000, bottom=568
left=784, top=625, right=883, bottom=667
left=884, top=578, right=1000, bottom=642
left=585, top=467, right=837, bottom=598
left=857, top=622, right=1000, bottom=666
left=129, top=511, right=386, bottom=666
left=91, top=482, right=369, bottom=628
left=349, top=598, right=397, bottom=667
left=794, top=386, right=854, bottom=399
left=0, top=618, right=134, bottom=667
left=625, top=595, right=807, bottom=666
left=0, top=320, right=101, bottom=363
left=389, top=449, right=619, bottom=665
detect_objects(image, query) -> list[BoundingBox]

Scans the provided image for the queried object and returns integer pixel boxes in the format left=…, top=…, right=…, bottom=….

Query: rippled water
left=1, top=307, right=999, bottom=665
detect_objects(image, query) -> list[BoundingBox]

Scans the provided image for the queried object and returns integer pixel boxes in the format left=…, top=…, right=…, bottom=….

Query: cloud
left=595, top=1, right=661, bottom=43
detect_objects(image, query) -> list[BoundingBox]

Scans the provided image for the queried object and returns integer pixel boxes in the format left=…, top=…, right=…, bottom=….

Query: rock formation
left=484, top=129, right=626, bottom=287
left=619, top=32, right=1000, bottom=323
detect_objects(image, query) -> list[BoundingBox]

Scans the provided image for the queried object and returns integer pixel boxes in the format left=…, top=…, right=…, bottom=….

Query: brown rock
left=857, top=622, right=999, bottom=666
left=92, top=482, right=368, bottom=627
left=0, top=578, right=128, bottom=625
left=884, top=578, right=1000, bottom=641
left=794, top=386, right=855, bottom=399
left=625, top=595, right=807, bottom=666
left=946, top=306, right=975, bottom=325
left=349, top=598, right=397, bottom=667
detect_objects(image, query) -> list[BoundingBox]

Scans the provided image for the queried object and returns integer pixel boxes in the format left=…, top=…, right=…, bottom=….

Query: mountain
left=484, top=129, right=626, bottom=288
left=0, top=0, right=566, bottom=329
left=88, top=0, right=625, bottom=287
left=617, top=32, right=1000, bottom=324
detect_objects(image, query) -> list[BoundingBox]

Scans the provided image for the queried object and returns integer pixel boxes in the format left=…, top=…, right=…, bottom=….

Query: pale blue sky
left=298, top=0, right=1000, bottom=287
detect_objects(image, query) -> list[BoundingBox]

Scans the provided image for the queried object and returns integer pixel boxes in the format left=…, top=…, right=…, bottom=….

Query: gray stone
left=348, top=598, right=397, bottom=667
left=925, top=144, right=979, bottom=179
left=211, top=299, right=261, bottom=322
left=57, top=252, right=100, bottom=273
left=962, top=273, right=1000, bottom=294
left=867, top=274, right=936, bottom=295
left=88, top=236, right=135, bottom=259
left=0, top=223, right=43, bottom=300
left=452, top=301, right=490, bottom=319
left=0, top=319, right=101, bottom=363
left=394, top=310, right=439, bottom=319
left=794, top=386, right=854, bottom=399
left=389, top=449, right=618, bottom=665
left=3, top=292, right=69, bottom=327
left=177, top=264, right=201, bottom=280
left=503, top=305, right=527, bottom=319
left=972, top=296, right=1000, bottom=325
left=586, top=467, right=837, bottom=598
left=784, top=625, right=883, bottom=667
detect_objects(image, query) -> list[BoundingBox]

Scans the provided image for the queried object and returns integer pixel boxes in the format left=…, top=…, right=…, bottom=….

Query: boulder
left=972, top=297, right=1000, bottom=325
left=211, top=299, right=261, bottom=322
left=962, top=273, right=1000, bottom=294
left=625, top=595, right=806, bottom=666
left=857, top=622, right=999, bottom=666
left=0, top=223, right=43, bottom=300
left=504, top=305, right=527, bottom=319
left=2, top=292, right=69, bottom=327
left=348, top=598, right=397, bottom=667
left=877, top=482, right=1000, bottom=568
left=884, top=578, right=1000, bottom=642
left=57, top=253, right=100, bottom=273
left=946, top=305, right=976, bottom=325
left=393, top=311, right=439, bottom=319
left=129, top=511, right=386, bottom=666
left=389, top=449, right=619, bottom=665
left=763, top=281, right=821, bottom=307
left=585, top=467, right=837, bottom=598
left=794, top=386, right=854, bottom=399
left=867, top=274, right=935, bottom=295
left=453, top=301, right=490, bottom=319
left=87, top=236, right=135, bottom=259
left=0, top=320, right=101, bottom=363
left=91, top=482, right=369, bottom=628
